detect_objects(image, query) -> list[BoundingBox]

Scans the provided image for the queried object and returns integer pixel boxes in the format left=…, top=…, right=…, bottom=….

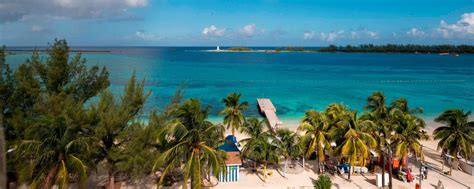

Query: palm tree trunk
left=43, top=164, right=59, bottom=188
left=316, top=151, right=320, bottom=173
left=348, top=165, right=351, bottom=180
left=263, top=162, right=267, bottom=181
left=183, top=172, right=188, bottom=189
left=347, top=157, right=351, bottom=180
left=192, top=154, right=201, bottom=189
left=382, top=154, right=385, bottom=186
left=302, top=156, right=305, bottom=170
left=107, top=171, right=115, bottom=189
left=403, top=153, right=408, bottom=169
left=449, top=159, right=453, bottom=176
left=441, top=160, right=444, bottom=172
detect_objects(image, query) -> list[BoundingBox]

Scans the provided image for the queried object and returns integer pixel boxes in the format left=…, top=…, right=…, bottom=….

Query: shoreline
left=210, top=116, right=444, bottom=130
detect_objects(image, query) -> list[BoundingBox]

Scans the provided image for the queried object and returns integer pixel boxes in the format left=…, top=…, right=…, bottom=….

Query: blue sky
left=1, top=0, right=473, bottom=46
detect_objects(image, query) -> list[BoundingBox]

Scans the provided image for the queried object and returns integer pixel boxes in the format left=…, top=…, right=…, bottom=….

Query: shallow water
left=6, top=47, right=474, bottom=122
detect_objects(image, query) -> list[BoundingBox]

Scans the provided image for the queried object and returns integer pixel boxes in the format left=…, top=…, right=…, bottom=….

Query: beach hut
left=217, top=135, right=242, bottom=182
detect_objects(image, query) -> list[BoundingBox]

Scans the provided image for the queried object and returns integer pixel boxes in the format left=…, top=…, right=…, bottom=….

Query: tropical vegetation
left=0, top=40, right=473, bottom=188
left=433, top=109, right=474, bottom=175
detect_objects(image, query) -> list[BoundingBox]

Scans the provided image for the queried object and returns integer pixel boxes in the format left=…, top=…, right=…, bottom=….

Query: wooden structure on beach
left=257, top=98, right=282, bottom=130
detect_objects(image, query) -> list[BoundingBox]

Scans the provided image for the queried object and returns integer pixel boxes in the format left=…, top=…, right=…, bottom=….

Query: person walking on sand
left=421, top=166, right=426, bottom=179
left=423, top=166, right=428, bottom=179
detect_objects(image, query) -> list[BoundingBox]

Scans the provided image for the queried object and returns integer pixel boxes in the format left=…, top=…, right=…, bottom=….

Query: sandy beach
left=214, top=119, right=473, bottom=189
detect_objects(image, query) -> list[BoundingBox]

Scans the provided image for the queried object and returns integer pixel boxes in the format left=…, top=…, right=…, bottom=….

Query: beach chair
left=354, top=166, right=360, bottom=173
left=338, top=167, right=345, bottom=175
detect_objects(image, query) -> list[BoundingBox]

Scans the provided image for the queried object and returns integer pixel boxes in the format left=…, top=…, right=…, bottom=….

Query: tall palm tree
left=273, top=129, right=302, bottom=177
left=391, top=114, right=429, bottom=168
left=332, top=111, right=377, bottom=180
left=221, top=93, right=248, bottom=136
left=239, top=117, right=270, bottom=171
left=298, top=110, right=331, bottom=173
left=363, top=92, right=391, bottom=148
left=241, top=136, right=279, bottom=181
left=154, top=99, right=226, bottom=189
left=433, top=109, right=474, bottom=175
left=362, top=92, right=393, bottom=185
left=20, top=115, right=89, bottom=189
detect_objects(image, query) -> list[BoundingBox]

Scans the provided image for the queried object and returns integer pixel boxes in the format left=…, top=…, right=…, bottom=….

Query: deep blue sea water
left=5, top=47, right=474, bottom=122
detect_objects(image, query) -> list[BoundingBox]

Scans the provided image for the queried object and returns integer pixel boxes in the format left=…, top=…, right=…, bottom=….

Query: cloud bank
left=437, top=13, right=474, bottom=38
left=0, top=0, right=149, bottom=23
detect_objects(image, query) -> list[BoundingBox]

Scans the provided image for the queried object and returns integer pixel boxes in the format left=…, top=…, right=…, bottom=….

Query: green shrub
left=314, top=174, right=332, bottom=189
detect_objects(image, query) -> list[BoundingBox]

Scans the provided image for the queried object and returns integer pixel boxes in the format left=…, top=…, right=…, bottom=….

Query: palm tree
left=362, top=92, right=393, bottom=185
left=390, top=98, right=423, bottom=115
left=154, top=99, right=226, bottom=189
left=239, top=117, right=270, bottom=171
left=325, top=103, right=349, bottom=127
left=273, top=128, right=302, bottom=177
left=391, top=114, right=429, bottom=169
left=365, top=91, right=389, bottom=117
left=332, top=111, right=377, bottom=180
left=20, top=115, right=89, bottom=189
left=363, top=92, right=391, bottom=147
left=239, top=117, right=270, bottom=143
left=298, top=110, right=331, bottom=173
left=221, top=93, right=248, bottom=136
left=433, top=109, right=474, bottom=175
left=241, top=136, right=280, bottom=181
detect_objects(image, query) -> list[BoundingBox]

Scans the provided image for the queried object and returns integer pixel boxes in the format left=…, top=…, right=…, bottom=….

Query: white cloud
left=350, top=28, right=378, bottom=39
left=303, top=31, right=314, bottom=40
left=437, top=12, right=474, bottom=38
left=406, top=28, right=425, bottom=37
left=320, top=30, right=344, bottom=42
left=202, top=25, right=226, bottom=37
left=31, top=25, right=44, bottom=32
left=367, top=31, right=378, bottom=38
left=131, top=30, right=160, bottom=41
left=351, top=31, right=358, bottom=39
left=0, top=0, right=149, bottom=23
left=239, top=23, right=257, bottom=37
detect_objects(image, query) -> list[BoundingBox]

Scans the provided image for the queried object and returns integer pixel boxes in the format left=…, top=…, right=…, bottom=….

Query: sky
left=0, top=0, right=474, bottom=46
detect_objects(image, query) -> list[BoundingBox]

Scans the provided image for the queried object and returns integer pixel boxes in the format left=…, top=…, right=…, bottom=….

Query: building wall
left=218, top=165, right=240, bottom=182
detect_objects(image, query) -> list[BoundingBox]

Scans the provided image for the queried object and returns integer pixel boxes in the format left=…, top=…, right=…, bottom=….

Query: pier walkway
left=256, top=98, right=282, bottom=130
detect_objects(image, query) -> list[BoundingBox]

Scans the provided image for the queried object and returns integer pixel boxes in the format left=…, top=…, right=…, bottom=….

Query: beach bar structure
left=217, top=135, right=242, bottom=182
left=257, top=98, right=282, bottom=130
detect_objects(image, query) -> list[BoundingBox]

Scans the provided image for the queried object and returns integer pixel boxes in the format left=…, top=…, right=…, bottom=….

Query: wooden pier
left=256, top=98, right=282, bottom=130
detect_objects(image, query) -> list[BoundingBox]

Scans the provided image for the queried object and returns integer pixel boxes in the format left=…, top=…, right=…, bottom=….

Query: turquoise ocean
left=6, top=47, right=474, bottom=123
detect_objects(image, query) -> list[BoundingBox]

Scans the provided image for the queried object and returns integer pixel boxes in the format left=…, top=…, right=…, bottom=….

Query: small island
left=226, top=47, right=253, bottom=51
left=207, top=44, right=474, bottom=54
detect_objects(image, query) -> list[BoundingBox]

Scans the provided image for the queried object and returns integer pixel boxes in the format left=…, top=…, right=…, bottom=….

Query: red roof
left=225, top=152, right=242, bottom=165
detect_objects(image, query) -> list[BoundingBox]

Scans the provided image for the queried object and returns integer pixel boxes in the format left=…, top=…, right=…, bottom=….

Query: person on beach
left=423, top=166, right=428, bottom=179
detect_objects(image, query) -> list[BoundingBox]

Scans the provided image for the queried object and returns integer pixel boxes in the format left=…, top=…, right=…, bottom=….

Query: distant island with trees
left=211, top=44, right=474, bottom=54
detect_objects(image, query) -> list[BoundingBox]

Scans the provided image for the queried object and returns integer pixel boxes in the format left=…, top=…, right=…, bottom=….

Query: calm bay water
left=6, top=47, right=474, bottom=122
